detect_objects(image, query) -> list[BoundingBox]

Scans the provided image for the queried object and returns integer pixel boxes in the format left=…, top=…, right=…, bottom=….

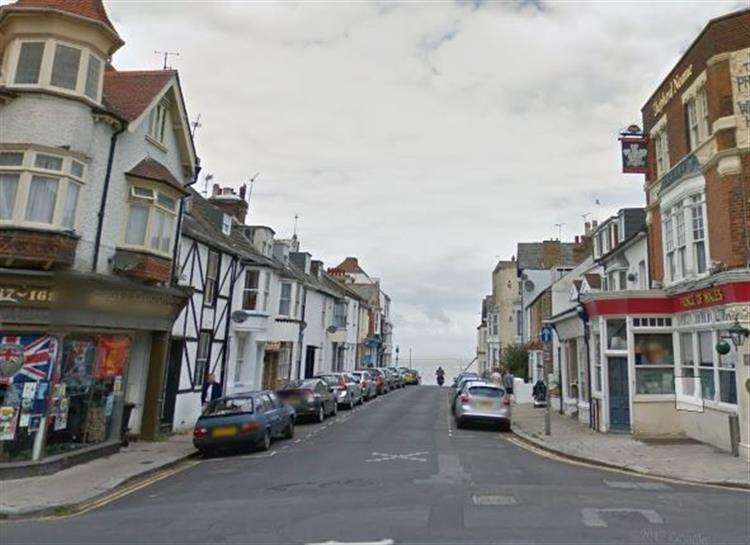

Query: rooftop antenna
left=554, top=223, right=566, bottom=241
left=246, top=172, right=260, bottom=209
left=190, top=114, right=202, bottom=139
left=293, top=214, right=300, bottom=239
left=203, top=173, right=214, bottom=197
left=155, top=50, right=179, bottom=70
left=581, top=212, right=591, bottom=221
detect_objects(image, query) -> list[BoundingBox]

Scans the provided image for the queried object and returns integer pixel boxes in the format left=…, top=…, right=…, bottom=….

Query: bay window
left=662, top=192, right=709, bottom=284
left=690, top=195, right=706, bottom=274
left=8, top=39, right=104, bottom=102
left=122, top=183, right=179, bottom=257
left=634, top=333, right=675, bottom=394
left=0, top=148, right=85, bottom=231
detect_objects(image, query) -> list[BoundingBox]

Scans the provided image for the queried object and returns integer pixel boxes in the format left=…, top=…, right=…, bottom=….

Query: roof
left=516, top=242, right=578, bottom=271
left=103, top=69, right=175, bottom=122
left=126, top=158, right=188, bottom=194
left=330, top=257, right=366, bottom=275
left=3, top=0, right=123, bottom=46
left=584, top=274, right=602, bottom=289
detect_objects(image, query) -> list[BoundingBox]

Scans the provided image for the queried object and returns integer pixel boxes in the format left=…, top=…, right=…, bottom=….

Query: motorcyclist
left=435, top=366, right=445, bottom=386
left=533, top=377, right=547, bottom=406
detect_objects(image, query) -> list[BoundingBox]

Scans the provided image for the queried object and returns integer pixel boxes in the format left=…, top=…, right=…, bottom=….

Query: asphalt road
left=2, top=386, right=749, bottom=545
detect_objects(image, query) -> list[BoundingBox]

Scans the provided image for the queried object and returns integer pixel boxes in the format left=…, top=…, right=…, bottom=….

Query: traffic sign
left=540, top=326, right=553, bottom=343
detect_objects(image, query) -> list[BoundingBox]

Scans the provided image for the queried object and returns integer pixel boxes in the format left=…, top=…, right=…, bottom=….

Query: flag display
left=0, top=335, right=58, bottom=384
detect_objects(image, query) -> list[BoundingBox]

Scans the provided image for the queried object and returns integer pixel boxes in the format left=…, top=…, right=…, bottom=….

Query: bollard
left=728, top=414, right=740, bottom=457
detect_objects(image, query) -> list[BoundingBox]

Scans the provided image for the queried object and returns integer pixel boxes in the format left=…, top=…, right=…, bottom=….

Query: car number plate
left=478, top=400, right=495, bottom=409
left=288, top=397, right=301, bottom=405
left=212, top=426, right=237, bottom=438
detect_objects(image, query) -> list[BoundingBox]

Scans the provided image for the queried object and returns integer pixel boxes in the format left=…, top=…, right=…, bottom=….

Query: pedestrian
left=201, top=373, right=222, bottom=407
left=502, top=367, right=515, bottom=400
left=490, top=367, right=502, bottom=386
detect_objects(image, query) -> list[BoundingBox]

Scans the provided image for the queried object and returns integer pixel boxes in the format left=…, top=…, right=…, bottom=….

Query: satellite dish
left=524, top=280, right=535, bottom=292
left=231, top=310, right=250, bottom=323
left=326, top=325, right=337, bottom=334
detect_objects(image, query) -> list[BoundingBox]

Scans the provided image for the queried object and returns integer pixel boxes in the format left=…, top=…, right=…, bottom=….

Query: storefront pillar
left=141, top=332, right=169, bottom=441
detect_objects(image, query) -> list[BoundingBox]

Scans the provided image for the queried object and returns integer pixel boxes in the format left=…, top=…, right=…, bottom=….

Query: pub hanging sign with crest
left=619, top=125, right=648, bottom=174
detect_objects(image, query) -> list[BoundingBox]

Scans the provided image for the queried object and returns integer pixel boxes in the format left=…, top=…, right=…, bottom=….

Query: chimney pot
left=212, top=183, right=220, bottom=196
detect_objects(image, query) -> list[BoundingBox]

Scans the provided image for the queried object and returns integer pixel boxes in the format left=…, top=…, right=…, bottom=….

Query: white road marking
left=307, top=540, right=394, bottom=545
left=604, top=480, right=671, bottom=490
left=366, top=451, right=429, bottom=463
left=581, top=508, right=664, bottom=528
left=472, top=494, right=517, bottom=506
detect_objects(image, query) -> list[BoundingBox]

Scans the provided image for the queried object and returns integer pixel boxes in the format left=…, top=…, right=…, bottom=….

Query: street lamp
left=723, top=320, right=750, bottom=349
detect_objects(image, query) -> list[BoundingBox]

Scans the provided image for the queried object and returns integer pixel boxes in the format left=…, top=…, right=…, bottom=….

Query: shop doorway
left=262, top=351, right=279, bottom=390
left=608, top=357, right=630, bottom=431
left=304, top=347, right=317, bottom=378
left=161, top=338, right=183, bottom=430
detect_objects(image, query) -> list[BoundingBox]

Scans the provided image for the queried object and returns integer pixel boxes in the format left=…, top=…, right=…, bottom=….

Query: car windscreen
left=469, top=386, right=504, bottom=398
left=317, top=375, right=338, bottom=385
left=203, top=397, right=254, bottom=416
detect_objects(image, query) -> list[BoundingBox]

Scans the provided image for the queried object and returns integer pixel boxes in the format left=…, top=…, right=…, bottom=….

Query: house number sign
left=0, top=286, right=53, bottom=305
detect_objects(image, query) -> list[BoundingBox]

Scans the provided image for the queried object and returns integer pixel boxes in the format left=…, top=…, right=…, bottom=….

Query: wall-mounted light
left=722, top=320, right=750, bottom=349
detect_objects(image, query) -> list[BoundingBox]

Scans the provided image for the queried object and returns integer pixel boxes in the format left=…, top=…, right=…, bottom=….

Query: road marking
left=604, top=480, right=671, bottom=490
left=366, top=451, right=429, bottom=463
left=472, top=494, right=517, bottom=506
left=581, top=508, right=664, bottom=528
left=307, top=540, right=394, bottom=545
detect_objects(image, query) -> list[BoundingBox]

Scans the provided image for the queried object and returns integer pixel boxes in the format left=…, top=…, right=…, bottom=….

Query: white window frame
left=147, top=99, right=170, bottom=145
left=8, top=38, right=104, bottom=103
left=0, top=148, right=85, bottom=231
left=121, top=181, right=179, bottom=258
left=278, top=282, right=292, bottom=317
left=682, top=74, right=710, bottom=152
left=204, top=250, right=220, bottom=307
left=333, top=300, right=348, bottom=329
left=651, top=115, right=670, bottom=179
left=661, top=182, right=710, bottom=287
left=195, top=331, right=211, bottom=387
left=242, top=269, right=262, bottom=312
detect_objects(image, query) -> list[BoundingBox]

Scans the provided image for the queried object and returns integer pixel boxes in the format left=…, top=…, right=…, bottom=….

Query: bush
left=502, top=344, right=529, bottom=381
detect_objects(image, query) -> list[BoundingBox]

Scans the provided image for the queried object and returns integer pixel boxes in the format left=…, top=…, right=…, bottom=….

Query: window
left=690, top=195, right=707, bottom=274
left=618, top=270, right=627, bottom=291
left=243, top=270, right=260, bottom=311
left=674, top=206, right=687, bottom=278
left=15, top=42, right=45, bottom=84
left=516, top=310, right=522, bottom=337
left=234, top=336, right=247, bottom=383
left=686, top=87, right=709, bottom=150
left=678, top=332, right=695, bottom=396
left=663, top=212, right=675, bottom=281
left=334, top=300, right=347, bottom=329
left=25, top=175, right=58, bottom=224
left=593, top=333, right=602, bottom=392
left=718, top=342, right=737, bottom=405
left=654, top=126, right=670, bottom=178
left=148, top=101, right=169, bottom=144
left=0, top=173, right=20, bottom=220
left=606, top=319, right=627, bottom=350
left=663, top=193, right=709, bottom=284
left=698, top=331, right=715, bottom=401
left=122, top=184, right=179, bottom=256
left=50, top=44, right=81, bottom=90
left=84, top=54, right=102, bottom=100
left=204, top=251, right=219, bottom=306
left=293, top=286, right=301, bottom=318
left=279, top=283, right=292, bottom=316
left=638, top=261, right=647, bottom=290
left=221, top=213, right=232, bottom=236
left=61, top=182, right=80, bottom=229
left=195, top=332, right=211, bottom=386
left=634, top=334, right=674, bottom=394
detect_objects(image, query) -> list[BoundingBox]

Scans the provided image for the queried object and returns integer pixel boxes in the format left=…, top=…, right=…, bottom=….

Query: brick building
left=581, top=9, right=750, bottom=458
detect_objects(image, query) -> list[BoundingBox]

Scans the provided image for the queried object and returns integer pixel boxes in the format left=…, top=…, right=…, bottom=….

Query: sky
left=100, top=0, right=744, bottom=361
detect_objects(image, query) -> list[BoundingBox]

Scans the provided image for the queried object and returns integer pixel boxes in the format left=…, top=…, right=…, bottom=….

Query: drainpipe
left=92, top=122, right=126, bottom=272
left=171, top=162, right=202, bottom=285
left=296, top=287, right=307, bottom=380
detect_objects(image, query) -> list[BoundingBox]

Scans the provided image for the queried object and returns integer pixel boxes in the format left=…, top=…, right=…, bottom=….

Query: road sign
left=540, top=326, right=553, bottom=343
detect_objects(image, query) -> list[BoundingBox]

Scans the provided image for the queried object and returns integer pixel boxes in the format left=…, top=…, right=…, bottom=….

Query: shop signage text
left=678, top=287, right=725, bottom=310
left=652, top=64, right=693, bottom=116
left=0, top=286, right=53, bottom=305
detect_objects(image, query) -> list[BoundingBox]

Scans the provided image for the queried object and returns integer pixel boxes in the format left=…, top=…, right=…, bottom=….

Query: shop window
left=606, top=319, right=627, bottom=350
left=634, top=333, right=675, bottom=394
left=593, top=333, right=602, bottom=393
left=698, top=331, right=715, bottom=401
left=194, top=332, right=211, bottom=387
left=204, top=251, right=219, bottom=306
left=678, top=332, right=696, bottom=397
left=717, top=341, right=737, bottom=405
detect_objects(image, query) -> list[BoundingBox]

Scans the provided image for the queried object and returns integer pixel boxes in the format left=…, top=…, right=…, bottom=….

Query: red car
left=365, top=368, right=388, bottom=395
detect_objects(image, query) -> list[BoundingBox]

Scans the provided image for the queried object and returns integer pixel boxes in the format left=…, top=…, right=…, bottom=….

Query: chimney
left=592, top=219, right=598, bottom=229
left=311, top=260, right=324, bottom=277
left=239, top=184, right=246, bottom=200
left=573, top=234, right=592, bottom=265
left=208, top=185, right=249, bottom=224
left=290, top=252, right=312, bottom=274
left=584, top=221, right=591, bottom=236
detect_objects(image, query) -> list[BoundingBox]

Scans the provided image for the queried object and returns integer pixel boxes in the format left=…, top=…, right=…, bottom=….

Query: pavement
left=511, top=402, right=750, bottom=488
left=1, top=386, right=748, bottom=544
left=0, top=433, right=196, bottom=518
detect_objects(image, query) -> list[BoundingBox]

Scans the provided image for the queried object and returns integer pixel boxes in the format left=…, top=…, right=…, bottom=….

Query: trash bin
left=121, top=402, right=136, bottom=447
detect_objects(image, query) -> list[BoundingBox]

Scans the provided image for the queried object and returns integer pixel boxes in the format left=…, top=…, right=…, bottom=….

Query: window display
left=634, top=334, right=674, bottom=394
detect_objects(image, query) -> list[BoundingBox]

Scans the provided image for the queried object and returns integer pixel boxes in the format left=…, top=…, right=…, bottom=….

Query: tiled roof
left=584, top=274, right=602, bottom=289
left=7, top=0, right=121, bottom=40
left=126, top=158, right=187, bottom=194
left=103, top=69, right=174, bottom=121
left=330, top=257, right=365, bottom=274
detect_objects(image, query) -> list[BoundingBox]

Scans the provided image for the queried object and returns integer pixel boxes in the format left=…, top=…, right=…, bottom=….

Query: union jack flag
left=0, top=335, right=58, bottom=384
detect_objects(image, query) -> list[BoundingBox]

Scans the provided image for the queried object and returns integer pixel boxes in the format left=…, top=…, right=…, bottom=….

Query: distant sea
left=399, top=357, right=478, bottom=386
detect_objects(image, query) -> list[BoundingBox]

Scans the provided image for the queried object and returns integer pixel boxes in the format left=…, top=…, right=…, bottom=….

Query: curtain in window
left=85, top=55, right=102, bottom=100
left=125, top=204, right=149, bottom=245
left=15, top=42, right=44, bottom=84
left=50, top=44, right=81, bottom=90
left=61, top=182, right=80, bottom=228
left=25, top=175, right=58, bottom=223
left=0, top=173, right=19, bottom=220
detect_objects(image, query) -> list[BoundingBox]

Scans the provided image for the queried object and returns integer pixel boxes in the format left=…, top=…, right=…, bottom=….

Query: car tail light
left=460, top=394, right=469, bottom=403
left=503, top=397, right=511, bottom=406
left=301, top=389, right=315, bottom=402
left=241, top=422, right=259, bottom=433
left=193, top=427, right=208, bottom=438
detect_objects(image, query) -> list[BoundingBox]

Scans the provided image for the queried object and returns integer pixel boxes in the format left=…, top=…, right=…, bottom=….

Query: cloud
left=103, top=0, right=741, bottom=359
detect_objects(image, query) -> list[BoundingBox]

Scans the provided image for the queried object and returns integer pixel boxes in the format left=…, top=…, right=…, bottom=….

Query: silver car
left=453, top=381, right=511, bottom=432
left=351, top=370, right=378, bottom=400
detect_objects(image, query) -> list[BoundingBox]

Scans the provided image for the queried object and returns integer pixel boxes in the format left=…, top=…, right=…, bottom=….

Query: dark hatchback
left=277, top=378, right=337, bottom=422
left=193, top=391, right=295, bottom=454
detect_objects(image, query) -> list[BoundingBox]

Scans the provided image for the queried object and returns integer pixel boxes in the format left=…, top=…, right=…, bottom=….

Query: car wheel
left=284, top=419, right=294, bottom=439
left=332, top=401, right=338, bottom=416
left=317, top=405, right=325, bottom=423
left=499, top=421, right=511, bottom=433
left=455, top=418, right=464, bottom=429
left=258, top=429, right=271, bottom=451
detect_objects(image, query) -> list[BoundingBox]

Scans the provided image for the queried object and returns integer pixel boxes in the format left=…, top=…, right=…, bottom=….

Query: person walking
left=502, top=367, right=515, bottom=399
left=490, top=367, right=502, bottom=386
left=201, top=373, right=222, bottom=406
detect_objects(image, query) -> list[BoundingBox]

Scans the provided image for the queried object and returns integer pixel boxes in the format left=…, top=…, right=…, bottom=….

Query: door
left=161, top=338, right=183, bottom=430
left=262, top=394, right=281, bottom=435
left=608, top=357, right=630, bottom=431
left=304, top=346, right=316, bottom=379
left=262, top=352, right=278, bottom=390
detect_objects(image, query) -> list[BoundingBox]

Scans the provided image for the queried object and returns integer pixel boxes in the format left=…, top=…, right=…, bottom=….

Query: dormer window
left=8, top=39, right=104, bottom=103
left=148, top=100, right=169, bottom=144
left=222, top=213, right=232, bottom=236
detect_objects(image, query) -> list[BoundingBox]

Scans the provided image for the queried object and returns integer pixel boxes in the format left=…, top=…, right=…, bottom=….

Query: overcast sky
left=103, top=0, right=743, bottom=361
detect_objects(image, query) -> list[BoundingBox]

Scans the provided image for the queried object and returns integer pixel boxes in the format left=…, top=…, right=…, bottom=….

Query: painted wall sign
left=677, top=287, right=725, bottom=310
left=0, top=286, right=53, bottom=305
left=652, top=64, right=693, bottom=116
left=621, top=137, right=648, bottom=174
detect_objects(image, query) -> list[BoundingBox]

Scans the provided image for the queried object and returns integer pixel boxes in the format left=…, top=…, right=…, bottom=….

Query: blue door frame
left=608, top=357, right=630, bottom=431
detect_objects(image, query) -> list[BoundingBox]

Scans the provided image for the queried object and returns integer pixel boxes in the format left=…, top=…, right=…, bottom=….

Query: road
left=2, top=386, right=748, bottom=544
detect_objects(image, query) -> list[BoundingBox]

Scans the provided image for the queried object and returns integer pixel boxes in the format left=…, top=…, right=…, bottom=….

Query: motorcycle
left=436, top=374, right=445, bottom=386
left=532, top=379, right=547, bottom=408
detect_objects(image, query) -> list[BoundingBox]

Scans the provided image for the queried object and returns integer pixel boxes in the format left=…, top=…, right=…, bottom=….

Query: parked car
left=366, top=368, right=388, bottom=394
left=381, top=367, right=399, bottom=390
left=399, top=367, right=420, bottom=385
left=387, top=367, right=405, bottom=388
left=351, top=370, right=378, bottom=400
left=453, top=381, right=511, bottom=431
left=452, top=372, right=480, bottom=389
left=193, top=391, right=295, bottom=454
left=315, top=373, right=362, bottom=409
left=451, top=376, right=484, bottom=413
left=277, top=378, right=337, bottom=422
